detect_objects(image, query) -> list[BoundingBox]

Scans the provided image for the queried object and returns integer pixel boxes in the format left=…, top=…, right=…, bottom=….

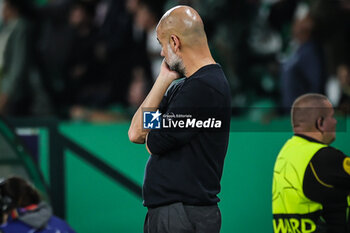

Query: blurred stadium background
left=1, top=0, right=350, bottom=232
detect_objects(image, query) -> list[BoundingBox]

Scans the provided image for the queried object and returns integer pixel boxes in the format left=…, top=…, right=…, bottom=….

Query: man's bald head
left=291, top=93, right=330, bottom=131
left=156, top=5, right=207, bottom=47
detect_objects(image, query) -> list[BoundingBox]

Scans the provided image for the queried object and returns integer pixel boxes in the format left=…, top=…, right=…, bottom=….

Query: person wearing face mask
left=0, top=177, right=75, bottom=233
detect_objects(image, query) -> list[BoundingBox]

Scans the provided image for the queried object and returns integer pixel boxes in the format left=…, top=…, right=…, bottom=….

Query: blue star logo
left=143, top=110, right=162, bottom=129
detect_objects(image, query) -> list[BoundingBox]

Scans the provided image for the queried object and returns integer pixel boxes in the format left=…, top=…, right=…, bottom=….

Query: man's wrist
left=154, top=76, right=174, bottom=92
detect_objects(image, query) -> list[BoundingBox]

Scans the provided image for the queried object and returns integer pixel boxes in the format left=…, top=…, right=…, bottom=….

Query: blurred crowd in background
left=0, top=0, right=349, bottom=122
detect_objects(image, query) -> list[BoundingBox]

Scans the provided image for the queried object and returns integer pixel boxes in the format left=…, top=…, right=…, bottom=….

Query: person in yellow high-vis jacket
left=273, top=93, right=350, bottom=233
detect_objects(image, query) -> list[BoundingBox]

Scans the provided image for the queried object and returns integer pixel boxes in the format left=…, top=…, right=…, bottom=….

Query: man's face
left=165, top=43, right=185, bottom=76
left=157, top=28, right=185, bottom=76
left=322, top=101, right=337, bottom=144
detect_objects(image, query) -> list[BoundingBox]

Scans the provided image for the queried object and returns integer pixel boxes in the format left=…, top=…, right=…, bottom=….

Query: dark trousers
left=144, top=202, right=221, bottom=233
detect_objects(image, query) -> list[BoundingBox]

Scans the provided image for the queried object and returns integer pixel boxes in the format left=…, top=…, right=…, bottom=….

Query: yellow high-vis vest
left=272, top=135, right=327, bottom=233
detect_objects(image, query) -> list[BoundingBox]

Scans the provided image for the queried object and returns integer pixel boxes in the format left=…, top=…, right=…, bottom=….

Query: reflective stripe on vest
left=272, top=136, right=327, bottom=233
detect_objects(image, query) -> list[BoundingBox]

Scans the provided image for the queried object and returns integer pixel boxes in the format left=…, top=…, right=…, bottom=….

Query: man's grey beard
left=167, top=44, right=186, bottom=77
left=169, top=61, right=186, bottom=77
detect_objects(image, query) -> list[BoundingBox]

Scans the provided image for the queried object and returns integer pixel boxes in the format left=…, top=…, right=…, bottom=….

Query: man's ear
left=170, top=35, right=181, bottom=52
left=315, top=117, right=324, bottom=132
